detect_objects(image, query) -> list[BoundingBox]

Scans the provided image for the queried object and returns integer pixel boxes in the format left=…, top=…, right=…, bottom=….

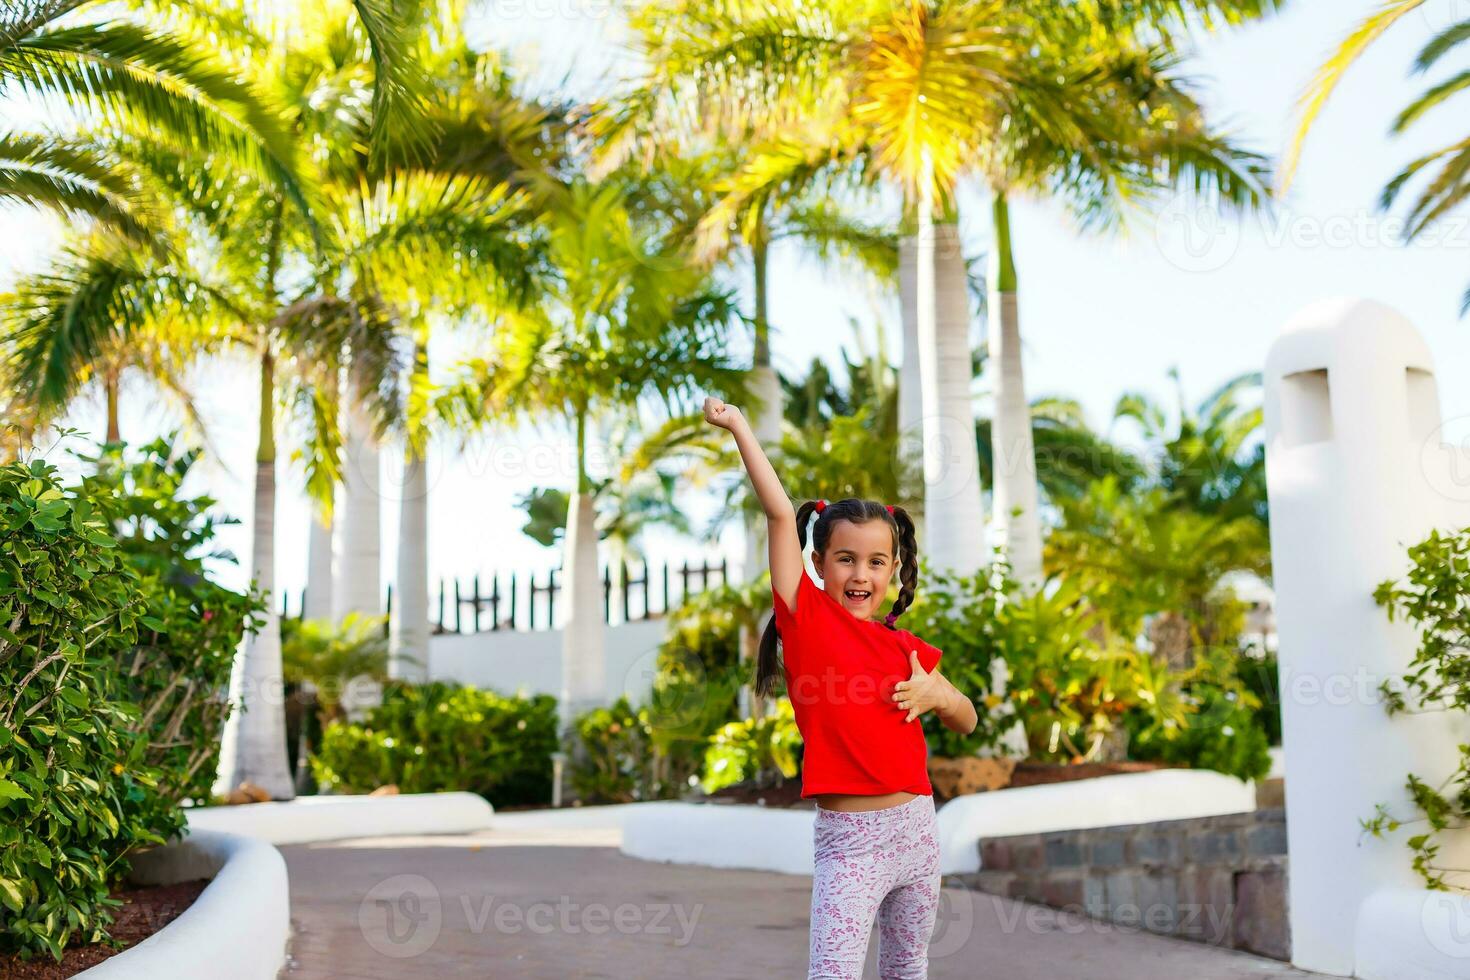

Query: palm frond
left=1390, top=67, right=1470, bottom=133
left=0, top=131, right=162, bottom=245
left=1380, top=135, right=1470, bottom=239
left=3, top=21, right=318, bottom=234
left=1279, top=0, right=1424, bottom=197
left=1414, top=15, right=1470, bottom=72
left=348, top=0, right=441, bottom=166
left=0, top=0, right=88, bottom=48
left=778, top=198, right=899, bottom=284
left=0, top=231, right=245, bottom=413
left=337, top=172, right=539, bottom=308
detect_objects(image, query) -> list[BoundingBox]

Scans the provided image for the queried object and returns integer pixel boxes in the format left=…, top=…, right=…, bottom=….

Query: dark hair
left=755, top=497, right=920, bottom=699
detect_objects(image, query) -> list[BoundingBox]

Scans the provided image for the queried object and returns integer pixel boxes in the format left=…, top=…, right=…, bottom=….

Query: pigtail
left=756, top=499, right=821, bottom=698
left=883, top=504, right=920, bottom=630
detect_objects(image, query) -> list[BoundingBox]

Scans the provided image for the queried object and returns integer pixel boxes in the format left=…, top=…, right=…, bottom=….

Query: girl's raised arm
left=702, top=396, right=804, bottom=612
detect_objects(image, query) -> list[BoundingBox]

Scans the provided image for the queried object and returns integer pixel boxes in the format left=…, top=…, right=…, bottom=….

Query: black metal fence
left=278, top=557, right=731, bottom=635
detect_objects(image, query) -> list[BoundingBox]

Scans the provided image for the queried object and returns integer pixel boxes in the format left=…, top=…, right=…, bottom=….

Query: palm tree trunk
left=390, top=333, right=430, bottom=682
left=303, top=501, right=333, bottom=621
left=897, top=231, right=924, bottom=504
left=213, top=347, right=295, bottom=800
left=987, top=190, right=1044, bottom=592
left=104, top=368, right=120, bottom=444
left=560, top=408, right=605, bottom=737
left=914, top=166, right=987, bottom=581
left=304, top=369, right=338, bottom=621
left=334, top=365, right=382, bottom=620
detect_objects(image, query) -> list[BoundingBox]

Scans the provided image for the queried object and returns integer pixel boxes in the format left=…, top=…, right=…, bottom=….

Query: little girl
left=703, top=395, right=979, bottom=980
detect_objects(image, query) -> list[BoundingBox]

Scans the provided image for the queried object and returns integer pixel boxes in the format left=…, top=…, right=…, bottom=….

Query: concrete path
left=277, top=821, right=1322, bottom=980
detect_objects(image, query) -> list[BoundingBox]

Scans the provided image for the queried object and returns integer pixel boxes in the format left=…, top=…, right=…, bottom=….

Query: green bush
left=568, top=696, right=655, bottom=803
left=77, top=437, right=266, bottom=826
left=0, top=440, right=266, bottom=962
left=1236, top=652, right=1282, bottom=747
left=1121, top=641, right=1273, bottom=782
left=280, top=611, right=390, bottom=792
left=700, top=697, right=802, bottom=793
left=0, top=457, right=151, bottom=960
left=312, top=681, right=558, bottom=807
left=905, top=560, right=1155, bottom=762
left=561, top=578, right=757, bottom=805
left=1123, top=682, right=1271, bottom=781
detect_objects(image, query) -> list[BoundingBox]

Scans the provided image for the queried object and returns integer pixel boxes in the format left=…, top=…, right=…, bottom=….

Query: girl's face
left=815, top=518, right=897, bottom=621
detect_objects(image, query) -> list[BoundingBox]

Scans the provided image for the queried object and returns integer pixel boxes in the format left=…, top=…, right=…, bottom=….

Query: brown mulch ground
left=704, top=780, right=815, bottom=809
left=0, top=879, right=209, bottom=980
left=469, top=762, right=1186, bottom=813
left=1005, top=759, right=1180, bottom=789
left=696, top=759, right=1181, bottom=809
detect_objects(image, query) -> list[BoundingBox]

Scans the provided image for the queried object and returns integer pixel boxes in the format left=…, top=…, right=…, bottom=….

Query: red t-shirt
left=772, top=568, right=944, bottom=798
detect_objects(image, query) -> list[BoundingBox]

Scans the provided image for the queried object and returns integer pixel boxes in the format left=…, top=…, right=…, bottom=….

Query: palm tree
left=972, top=2, right=1285, bottom=591
left=0, top=213, right=312, bottom=800
left=320, top=33, right=555, bottom=680
left=1048, top=367, right=1271, bottom=668
left=1109, top=367, right=1268, bottom=529
left=1281, top=0, right=1470, bottom=314
left=444, top=175, right=749, bottom=742
left=1045, top=475, right=1271, bottom=670
left=278, top=172, right=537, bottom=676
left=602, top=0, right=1071, bottom=582
left=690, top=156, right=900, bottom=712
left=0, top=230, right=219, bottom=451
left=0, top=1, right=507, bottom=800
left=596, top=0, right=1291, bottom=592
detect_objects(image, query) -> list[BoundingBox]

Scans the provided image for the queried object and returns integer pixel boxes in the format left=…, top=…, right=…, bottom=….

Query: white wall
left=427, top=618, right=670, bottom=706
left=1263, top=297, right=1470, bottom=977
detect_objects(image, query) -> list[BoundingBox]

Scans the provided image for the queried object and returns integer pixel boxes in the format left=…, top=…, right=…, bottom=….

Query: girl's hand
left=893, top=650, right=946, bottom=723
left=703, top=396, right=744, bottom=432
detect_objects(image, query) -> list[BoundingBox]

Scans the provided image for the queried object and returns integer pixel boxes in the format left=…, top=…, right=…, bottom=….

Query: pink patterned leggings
left=808, top=793, right=941, bottom=979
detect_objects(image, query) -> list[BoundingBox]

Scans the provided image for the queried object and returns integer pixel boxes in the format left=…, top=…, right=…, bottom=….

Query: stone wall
left=954, top=808, right=1289, bottom=960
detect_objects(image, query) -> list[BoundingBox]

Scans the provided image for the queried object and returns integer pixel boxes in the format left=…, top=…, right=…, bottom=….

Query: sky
left=4, top=0, right=1470, bottom=612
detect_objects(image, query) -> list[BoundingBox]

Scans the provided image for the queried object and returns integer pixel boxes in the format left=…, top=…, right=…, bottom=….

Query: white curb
left=620, top=770, right=1259, bottom=876
left=74, top=830, right=288, bottom=980
left=934, top=769, right=1258, bottom=873
left=184, top=791, right=495, bottom=844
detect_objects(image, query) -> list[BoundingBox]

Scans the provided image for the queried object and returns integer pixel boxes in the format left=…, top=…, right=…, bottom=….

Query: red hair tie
left=885, top=504, right=894, bottom=515
left=815, top=499, right=827, bottom=512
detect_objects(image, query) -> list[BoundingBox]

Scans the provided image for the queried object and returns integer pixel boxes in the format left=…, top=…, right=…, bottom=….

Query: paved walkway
left=277, top=821, right=1322, bottom=980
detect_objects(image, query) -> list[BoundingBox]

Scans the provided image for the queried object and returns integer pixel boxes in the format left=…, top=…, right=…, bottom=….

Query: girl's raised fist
left=702, top=396, right=743, bottom=431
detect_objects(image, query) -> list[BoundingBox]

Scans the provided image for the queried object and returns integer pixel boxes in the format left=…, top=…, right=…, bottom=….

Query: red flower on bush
left=202, top=609, right=214, bottom=622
